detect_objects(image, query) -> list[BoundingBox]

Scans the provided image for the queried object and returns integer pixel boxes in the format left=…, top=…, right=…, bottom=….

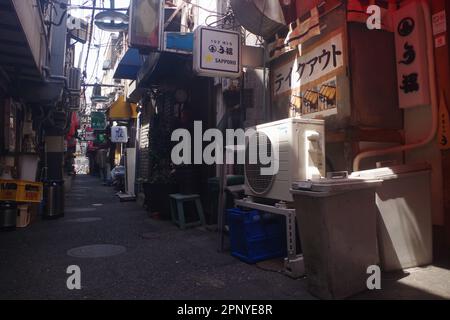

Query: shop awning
left=108, top=95, right=138, bottom=120
left=113, top=48, right=143, bottom=80
left=137, top=51, right=192, bottom=88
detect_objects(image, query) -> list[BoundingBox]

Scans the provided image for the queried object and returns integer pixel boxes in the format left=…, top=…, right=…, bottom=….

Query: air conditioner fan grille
left=245, top=132, right=275, bottom=195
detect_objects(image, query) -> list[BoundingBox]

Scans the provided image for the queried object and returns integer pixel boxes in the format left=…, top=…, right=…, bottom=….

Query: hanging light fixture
left=94, top=10, right=129, bottom=32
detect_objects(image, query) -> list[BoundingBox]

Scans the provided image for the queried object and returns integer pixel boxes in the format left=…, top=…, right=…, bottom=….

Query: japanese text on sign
left=111, top=126, right=128, bottom=143
left=273, top=33, right=344, bottom=96
left=194, top=26, right=241, bottom=78
left=394, top=2, right=430, bottom=109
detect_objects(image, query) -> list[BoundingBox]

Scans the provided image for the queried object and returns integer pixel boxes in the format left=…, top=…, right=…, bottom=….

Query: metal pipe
left=67, top=6, right=128, bottom=11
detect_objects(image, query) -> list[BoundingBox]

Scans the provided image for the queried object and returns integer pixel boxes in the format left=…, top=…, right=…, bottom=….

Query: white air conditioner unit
left=244, top=117, right=325, bottom=202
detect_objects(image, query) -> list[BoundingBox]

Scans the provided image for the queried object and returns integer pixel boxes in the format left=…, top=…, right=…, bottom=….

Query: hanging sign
left=394, top=2, right=431, bottom=109
left=193, top=26, right=241, bottom=78
left=435, top=34, right=446, bottom=48
left=129, top=0, right=162, bottom=51
left=111, top=126, right=128, bottom=143
left=85, top=131, right=96, bottom=141
left=272, top=32, right=344, bottom=97
left=91, top=111, right=107, bottom=130
left=438, top=92, right=450, bottom=150
left=432, top=10, right=447, bottom=35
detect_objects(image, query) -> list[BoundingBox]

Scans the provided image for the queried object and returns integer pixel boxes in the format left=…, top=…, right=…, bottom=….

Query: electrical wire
left=83, top=0, right=97, bottom=80
left=180, top=0, right=223, bottom=15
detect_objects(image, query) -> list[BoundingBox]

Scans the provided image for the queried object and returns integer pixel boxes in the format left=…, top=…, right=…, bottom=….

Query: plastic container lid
left=350, top=163, right=431, bottom=180
left=291, top=177, right=382, bottom=196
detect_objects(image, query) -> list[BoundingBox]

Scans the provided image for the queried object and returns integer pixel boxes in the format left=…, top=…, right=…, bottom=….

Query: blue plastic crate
left=227, top=208, right=287, bottom=264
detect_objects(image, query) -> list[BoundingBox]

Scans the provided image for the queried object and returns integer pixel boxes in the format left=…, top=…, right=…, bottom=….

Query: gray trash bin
left=0, top=201, right=18, bottom=230
left=43, top=181, right=65, bottom=219
left=290, top=177, right=382, bottom=299
left=350, top=163, right=432, bottom=271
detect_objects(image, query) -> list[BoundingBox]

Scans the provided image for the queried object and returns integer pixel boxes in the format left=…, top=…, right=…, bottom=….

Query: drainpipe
left=353, top=0, right=438, bottom=171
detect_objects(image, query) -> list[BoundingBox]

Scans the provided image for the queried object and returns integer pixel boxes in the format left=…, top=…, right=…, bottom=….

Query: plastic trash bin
left=290, top=177, right=382, bottom=299
left=350, top=163, right=432, bottom=271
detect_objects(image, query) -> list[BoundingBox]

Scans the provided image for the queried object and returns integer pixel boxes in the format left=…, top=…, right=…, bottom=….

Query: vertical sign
left=90, top=112, right=107, bottom=130
left=432, top=10, right=447, bottom=35
left=193, top=26, right=241, bottom=78
left=438, top=92, right=450, bottom=150
left=111, top=126, right=128, bottom=143
left=129, top=0, right=162, bottom=51
left=394, top=2, right=430, bottom=109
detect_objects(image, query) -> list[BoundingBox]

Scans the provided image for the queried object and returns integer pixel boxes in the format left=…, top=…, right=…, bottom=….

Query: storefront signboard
left=193, top=26, right=241, bottom=78
left=271, top=31, right=345, bottom=118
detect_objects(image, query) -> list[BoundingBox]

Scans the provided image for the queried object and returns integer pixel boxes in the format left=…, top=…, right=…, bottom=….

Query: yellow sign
left=438, top=91, right=450, bottom=150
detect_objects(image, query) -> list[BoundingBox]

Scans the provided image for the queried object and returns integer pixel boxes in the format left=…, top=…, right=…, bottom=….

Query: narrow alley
left=0, top=175, right=314, bottom=300
left=1, top=174, right=450, bottom=300
left=2, top=0, right=450, bottom=304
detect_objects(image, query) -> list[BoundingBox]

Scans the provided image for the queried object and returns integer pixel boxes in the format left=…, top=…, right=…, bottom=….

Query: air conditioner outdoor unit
left=67, top=67, right=81, bottom=110
left=68, top=67, right=81, bottom=93
left=244, top=117, right=325, bottom=202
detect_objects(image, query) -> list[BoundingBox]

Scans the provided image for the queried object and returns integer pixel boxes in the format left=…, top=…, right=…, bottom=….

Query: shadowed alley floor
left=0, top=175, right=449, bottom=300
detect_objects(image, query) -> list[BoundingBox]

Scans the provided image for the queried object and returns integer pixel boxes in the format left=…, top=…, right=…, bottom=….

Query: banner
left=268, top=7, right=321, bottom=61
left=267, top=35, right=294, bottom=62
left=347, top=0, right=397, bottom=32
left=285, top=7, right=321, bottom=55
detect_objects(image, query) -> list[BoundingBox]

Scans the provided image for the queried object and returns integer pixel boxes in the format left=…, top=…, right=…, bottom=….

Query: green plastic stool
left=169, top=194, right=206, bottom=229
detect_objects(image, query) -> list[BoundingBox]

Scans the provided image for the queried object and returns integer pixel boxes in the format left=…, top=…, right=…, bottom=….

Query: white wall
left=405, top=106, right=444, bottom=226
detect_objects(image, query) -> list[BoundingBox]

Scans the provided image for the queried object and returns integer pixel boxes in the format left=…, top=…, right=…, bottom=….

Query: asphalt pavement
left=0, top=174, right=312, bottom=300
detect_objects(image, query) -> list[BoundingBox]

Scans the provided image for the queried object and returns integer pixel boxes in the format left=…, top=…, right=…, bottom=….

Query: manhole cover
left=141, top=232, right=161, bottom=239
left=65, top=217, right=102, bottom=223
left=92, top=203, right=103, bottom=207
left=67, top=245, right=126, bottom=258
left=65, top=208, right=97, bottom=213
